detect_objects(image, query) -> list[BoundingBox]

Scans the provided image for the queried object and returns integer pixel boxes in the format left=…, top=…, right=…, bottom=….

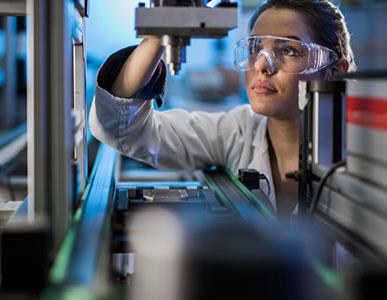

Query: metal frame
left=1, top=1, right=89, bottom=291
left=73, top=13, right=88, bottom=198
left=298, top=80, right=346, bottom=214
left=0, top=0, right=26, bottom=16
left=312, top=164, right=387, bottom=263
left=47, top=0, right=75, bottom=247
left=26, top=0, right=49, bottom=222
left=25, top=0, right=89, bottom=250
left=299, top=78, right=387, bottom=264
left=48, top=144, right=117, bottom=296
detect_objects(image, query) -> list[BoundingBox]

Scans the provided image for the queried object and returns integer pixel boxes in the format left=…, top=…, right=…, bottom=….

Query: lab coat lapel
left=249, top=117, right=277, bottom=212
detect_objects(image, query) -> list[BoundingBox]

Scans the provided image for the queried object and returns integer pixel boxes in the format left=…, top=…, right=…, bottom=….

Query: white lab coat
left=88, top=44, right=283, bottom=211
left=89, top=84, right=278, bottom=211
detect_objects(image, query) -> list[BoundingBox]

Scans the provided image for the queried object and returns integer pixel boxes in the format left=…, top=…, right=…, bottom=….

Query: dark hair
left=248, top=0, right=356, bottom=71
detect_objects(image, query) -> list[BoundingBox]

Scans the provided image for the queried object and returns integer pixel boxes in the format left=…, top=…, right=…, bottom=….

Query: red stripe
left=347, top=96, right=387, bottom=131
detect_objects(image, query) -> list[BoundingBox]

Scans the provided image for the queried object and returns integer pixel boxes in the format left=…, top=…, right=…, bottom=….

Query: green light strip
left=48, top=146, right=103, bottom=284
left=49, top=229, right=77, bottom=284
left=311, top=259, right=343, bottom=293
left=62, top=286, right=94, bottom=300
left=223, top=167, right=277, bottom=223
left=203, top=172, right=233, bottom=210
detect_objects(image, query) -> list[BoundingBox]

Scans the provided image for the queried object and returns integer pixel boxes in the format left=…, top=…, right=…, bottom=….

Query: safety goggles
left=234, top=35, right=338, bottom=74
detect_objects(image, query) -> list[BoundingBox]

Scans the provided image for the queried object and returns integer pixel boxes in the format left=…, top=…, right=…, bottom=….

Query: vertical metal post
left=48, top=0, right=74, bottom=249
left=73, top=15, right=87, bottom=199
left=27, top=0, right=87, bottom=250
left=298, top=82, right=313, bottom=215
left=26, top=0, right=49, bottom=222
left=298, top=80, right=346, bottom=215
left=332, top=92, right=343, bottom=163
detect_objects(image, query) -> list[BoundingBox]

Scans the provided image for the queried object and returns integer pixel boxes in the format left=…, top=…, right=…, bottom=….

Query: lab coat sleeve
left=89, top=46, right=245, bottom=170
left=96, top=45, right=166, bottom=107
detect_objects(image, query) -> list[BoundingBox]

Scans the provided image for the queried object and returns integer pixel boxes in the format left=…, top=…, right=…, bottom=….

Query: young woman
left=89, top=0, right=356, bottom=219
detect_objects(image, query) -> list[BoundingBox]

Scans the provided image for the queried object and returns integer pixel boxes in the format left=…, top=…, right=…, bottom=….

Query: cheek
left=244, top=72, right=253, bottom=89
left=281, top=74, right=303, bottom=114
left=283, top=75, right=299, bottom=101
left=245, top=72, right=301, bottom=118
left=275, top=76, right=299, bottom=117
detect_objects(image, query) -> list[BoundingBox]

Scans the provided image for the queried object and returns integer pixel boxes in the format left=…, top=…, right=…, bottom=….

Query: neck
left=267, top=117, right=299, bottom=159
left=267, top=117, right=300, bottom=219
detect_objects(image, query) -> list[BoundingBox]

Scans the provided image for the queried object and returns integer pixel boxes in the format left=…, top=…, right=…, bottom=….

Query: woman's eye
left=248, top=45, right=262, bottom=54
left=281, top=46, right=300, bottom=57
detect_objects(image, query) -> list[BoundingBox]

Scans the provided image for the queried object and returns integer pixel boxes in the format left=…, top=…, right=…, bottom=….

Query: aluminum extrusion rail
left=312, top=163, right=387, bottom=264
left=202, top=167, right=276, bottom=225
left=45, top=144, right=117, bottom=298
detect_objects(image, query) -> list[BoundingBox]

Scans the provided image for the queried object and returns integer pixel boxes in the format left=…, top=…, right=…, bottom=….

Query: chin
left=248, top=96, right=275, bottom=116
left=249, top=102, right=275, bottom=117
left=249, top=101, right=297, bottom=120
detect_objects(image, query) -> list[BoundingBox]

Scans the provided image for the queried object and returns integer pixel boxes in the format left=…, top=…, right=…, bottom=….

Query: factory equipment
left=135, top=0, right=238, bottom=75
left=296, top=73, right=387, bottom=299
left=0, top=0, right=91, bottom=297
left=43, top=155, right=338, bottom=300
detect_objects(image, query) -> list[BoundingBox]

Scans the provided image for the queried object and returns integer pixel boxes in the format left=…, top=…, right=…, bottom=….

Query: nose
left=253, top=49, right=276, bottom=74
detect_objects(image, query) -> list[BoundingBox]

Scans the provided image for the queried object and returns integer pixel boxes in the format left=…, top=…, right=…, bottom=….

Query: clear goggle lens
left=233, top=35, right=338, bottom=74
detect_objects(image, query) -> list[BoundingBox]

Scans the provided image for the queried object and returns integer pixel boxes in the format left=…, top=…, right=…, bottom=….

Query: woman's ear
left=332, top=59, right=349, bottom=76
left=333, top=58, right=350, bottom=73
left=324, top=59, right=349, bottom=80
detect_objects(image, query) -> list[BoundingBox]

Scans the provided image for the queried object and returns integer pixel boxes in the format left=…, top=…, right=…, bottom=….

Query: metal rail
left=313, top=165, right=387, bottom=264
left=203, top=167, right=275, bottom=225
left=47, top=144, right=117, bottom=297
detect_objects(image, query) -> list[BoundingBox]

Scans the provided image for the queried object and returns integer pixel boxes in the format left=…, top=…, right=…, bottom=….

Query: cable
left=259, top=173, right=271, bottom=196
left=308, top=160, right=346, bottom=215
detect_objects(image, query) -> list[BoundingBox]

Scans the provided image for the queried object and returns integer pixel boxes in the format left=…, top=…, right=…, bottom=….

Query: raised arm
left=110, top=37, right=164, bottom=98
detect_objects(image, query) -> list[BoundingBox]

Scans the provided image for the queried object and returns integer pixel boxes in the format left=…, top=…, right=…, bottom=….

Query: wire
left=308, top=160, right=346, bottom=215
left=259, top=173, right=271, bottom=196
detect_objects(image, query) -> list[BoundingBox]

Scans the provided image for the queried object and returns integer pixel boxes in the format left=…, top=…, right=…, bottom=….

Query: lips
left=251, top=80, right=277, bottom=95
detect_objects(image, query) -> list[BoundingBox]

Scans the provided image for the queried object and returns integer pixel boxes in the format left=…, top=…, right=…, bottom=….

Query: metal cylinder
left=162, top=35, right=190, bottom=75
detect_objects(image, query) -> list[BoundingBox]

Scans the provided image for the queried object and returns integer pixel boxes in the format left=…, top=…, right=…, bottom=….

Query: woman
left=89, top=0, right=355, bottom=219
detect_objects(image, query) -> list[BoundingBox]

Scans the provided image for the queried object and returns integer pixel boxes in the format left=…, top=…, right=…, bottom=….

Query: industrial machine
left=135, top=0, right=238, bottom=75
left=295, top=73, right=387, bottom=299
left=0, top=0, right=91, bottom=296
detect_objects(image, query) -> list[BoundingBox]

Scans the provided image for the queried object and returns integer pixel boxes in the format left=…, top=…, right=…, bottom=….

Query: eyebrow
left=285, top=35, right=302, bottom=41
left=249, top=34, right=303, bottom=41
